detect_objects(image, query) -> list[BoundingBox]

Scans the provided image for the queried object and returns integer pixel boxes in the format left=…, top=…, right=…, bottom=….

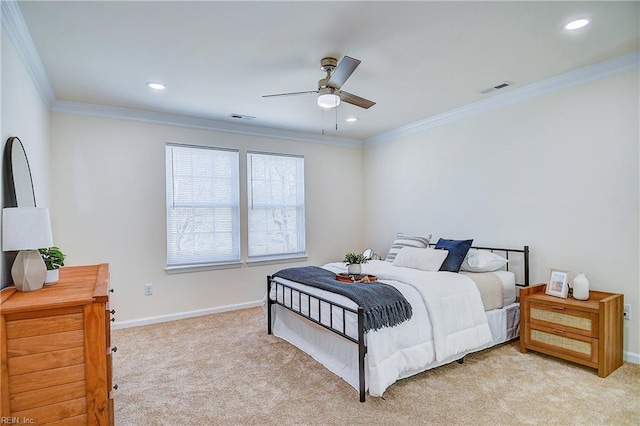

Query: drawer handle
left=113, top=384, right=118, bottom=391
left=110, top=309, right=116, bottom=315
left=112, top=346, right=118, bottom=353
left=110, top=289, right=114, bottom=293
left=550, top=306, right=565, bottom=310
left=111, top=317, right=115, bottom=322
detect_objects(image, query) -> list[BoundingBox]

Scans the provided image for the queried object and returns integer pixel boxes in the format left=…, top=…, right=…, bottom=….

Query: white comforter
left=271, top=260, right=494, bottom=397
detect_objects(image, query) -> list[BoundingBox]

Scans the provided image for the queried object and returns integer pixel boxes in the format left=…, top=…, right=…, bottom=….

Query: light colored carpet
left=112, top=307, right=640, bottom=425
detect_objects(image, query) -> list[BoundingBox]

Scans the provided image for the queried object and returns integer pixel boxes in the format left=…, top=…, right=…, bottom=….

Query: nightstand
left=519, top=284, right=623, bottom=377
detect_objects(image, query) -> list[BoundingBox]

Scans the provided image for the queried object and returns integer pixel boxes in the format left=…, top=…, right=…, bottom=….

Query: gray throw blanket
left=273, top=266, right=412, bottom=332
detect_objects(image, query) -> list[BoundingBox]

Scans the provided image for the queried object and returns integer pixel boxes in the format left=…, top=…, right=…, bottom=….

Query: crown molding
left=1, top=0, right=56, bottom=107
left=365, top=51, right=640, bottom=145
left=51, top=101, right=362, bottom=147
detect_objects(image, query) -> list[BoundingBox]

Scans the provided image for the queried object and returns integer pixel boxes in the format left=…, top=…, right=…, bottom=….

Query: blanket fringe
left=365, top=300, right=413, bottom=331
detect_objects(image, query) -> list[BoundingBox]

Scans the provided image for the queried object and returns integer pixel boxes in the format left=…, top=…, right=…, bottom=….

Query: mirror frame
left=3, top=136, right=36, bottom=208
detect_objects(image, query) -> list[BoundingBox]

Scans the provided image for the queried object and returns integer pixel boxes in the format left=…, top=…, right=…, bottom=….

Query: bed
left=266, top=243, right=529, bottom=402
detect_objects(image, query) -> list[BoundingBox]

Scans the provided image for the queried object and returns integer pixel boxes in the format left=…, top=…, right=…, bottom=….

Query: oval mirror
left=362, top=248, right=374, bottom=260
left=4, top=137, right=36, bottom=207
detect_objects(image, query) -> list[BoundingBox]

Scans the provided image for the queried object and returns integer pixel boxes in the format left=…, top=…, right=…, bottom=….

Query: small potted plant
left=343, top=252, right=369, bottom=275
left=39, top=246, right=66, bottom=285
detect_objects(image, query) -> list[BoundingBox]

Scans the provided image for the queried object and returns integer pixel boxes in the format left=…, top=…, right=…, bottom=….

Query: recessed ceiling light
left=564, top=19, right=589, bottom=30
left=146, top=82, right=166, bottom=90
left=346, top=117, right=358, bottom=123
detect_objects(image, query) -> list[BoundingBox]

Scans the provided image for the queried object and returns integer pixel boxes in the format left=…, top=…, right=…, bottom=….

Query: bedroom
left=1, top=0, right=638, bottom=423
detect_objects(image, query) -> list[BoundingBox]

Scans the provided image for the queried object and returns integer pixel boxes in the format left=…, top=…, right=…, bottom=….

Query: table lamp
left=2, top=207, right=54, bottom=291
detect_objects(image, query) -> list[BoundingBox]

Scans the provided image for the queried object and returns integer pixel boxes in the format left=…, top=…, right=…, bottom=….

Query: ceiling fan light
left=317, top=88, right=341, bottom=109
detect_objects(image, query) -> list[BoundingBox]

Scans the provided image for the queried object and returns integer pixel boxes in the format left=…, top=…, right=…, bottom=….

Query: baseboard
left=624, top=351, right=640, bottom=364
left=111, top=300, right=263, bottom=330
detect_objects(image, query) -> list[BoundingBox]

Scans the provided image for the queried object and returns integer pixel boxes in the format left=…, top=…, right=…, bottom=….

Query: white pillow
left=392, top=247, right=448, bottom=272
left=461, top=249, right=508, bottom=272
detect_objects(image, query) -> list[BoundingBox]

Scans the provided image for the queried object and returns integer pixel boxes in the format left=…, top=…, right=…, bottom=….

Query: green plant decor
left=39, top=246, right=66, bottom=271
left=343, top=252, right=369, bottom=265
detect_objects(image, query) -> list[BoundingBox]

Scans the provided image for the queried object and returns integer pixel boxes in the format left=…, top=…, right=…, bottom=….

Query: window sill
left=246, top=253, right=308, bottom=267
left=165, top=261, right=243, bottom=274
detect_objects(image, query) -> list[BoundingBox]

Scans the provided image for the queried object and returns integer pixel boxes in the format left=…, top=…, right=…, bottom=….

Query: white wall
left=1, top=25, right=51, bottom=288
left=49, top=113, right=364, bottom=323
left=363, top=70, right=639, bottom=358
left=6, top=13, right=639, bottom=360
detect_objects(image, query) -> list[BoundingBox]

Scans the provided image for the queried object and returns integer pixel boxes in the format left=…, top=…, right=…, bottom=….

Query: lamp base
left=11, top=250, right=47, bottom=292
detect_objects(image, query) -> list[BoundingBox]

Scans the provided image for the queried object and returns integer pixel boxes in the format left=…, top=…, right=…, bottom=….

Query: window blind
left=247, top=152, right=305, bottom=259
left=166, top=144, right=240, bottom=266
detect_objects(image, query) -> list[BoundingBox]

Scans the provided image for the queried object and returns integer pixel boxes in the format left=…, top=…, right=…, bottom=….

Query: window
left=247, top=152, right=305, bottom=260
left=166, top=144, right=240, bottom=268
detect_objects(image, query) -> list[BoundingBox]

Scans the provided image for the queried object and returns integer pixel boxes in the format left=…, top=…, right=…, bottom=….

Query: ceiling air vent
left=479, top=81, right=514, bottom=94
left=229, top=113, right=256, bottom=121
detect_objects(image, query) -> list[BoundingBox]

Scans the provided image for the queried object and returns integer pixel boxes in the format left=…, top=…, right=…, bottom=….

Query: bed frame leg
left=267, top=275, right=273, bottom=335
left=357, top=307, right=366, bottom=402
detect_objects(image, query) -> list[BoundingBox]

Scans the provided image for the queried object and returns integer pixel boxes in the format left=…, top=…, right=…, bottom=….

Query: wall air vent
left=479, top=81, right=514, bottom=94
left=229, top=113, right=256, bottom=121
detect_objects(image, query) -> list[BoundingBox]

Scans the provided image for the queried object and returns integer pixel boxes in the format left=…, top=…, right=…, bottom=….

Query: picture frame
left=546, top=268, right=570, bottom=298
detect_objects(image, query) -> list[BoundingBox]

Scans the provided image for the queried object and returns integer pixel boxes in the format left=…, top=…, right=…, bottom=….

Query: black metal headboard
left=428, top=243, right=530, bottom=287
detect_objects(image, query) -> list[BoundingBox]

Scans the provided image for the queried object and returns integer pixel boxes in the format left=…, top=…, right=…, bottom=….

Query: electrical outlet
left=623, top=304, right=630, bottom=321
left=144, top=283, right=153, bottom=296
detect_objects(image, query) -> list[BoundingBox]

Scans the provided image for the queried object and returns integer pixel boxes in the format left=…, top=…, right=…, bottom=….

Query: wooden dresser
left=0, top=264, right=114, bottom=425
left=520, top=284, right=623, bottom=377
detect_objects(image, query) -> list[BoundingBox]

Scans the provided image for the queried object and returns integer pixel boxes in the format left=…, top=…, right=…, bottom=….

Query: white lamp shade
left=2, top=207, right=54, bottom=251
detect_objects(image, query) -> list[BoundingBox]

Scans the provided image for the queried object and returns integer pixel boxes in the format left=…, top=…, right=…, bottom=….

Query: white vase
left=44, top=269, right=59, bottom=285
left=572, top=272, right=590, bottom=300
left=347, top=264, right=362, bottom=275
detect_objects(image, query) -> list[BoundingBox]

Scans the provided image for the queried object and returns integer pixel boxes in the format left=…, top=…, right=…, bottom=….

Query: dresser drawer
left=528, top=302, right=598, bottom=337
left=525, top=323, right=598, bottom=364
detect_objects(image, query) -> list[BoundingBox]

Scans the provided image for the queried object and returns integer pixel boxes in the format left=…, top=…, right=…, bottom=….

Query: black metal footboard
left=266, top=276, right=367, bottom=402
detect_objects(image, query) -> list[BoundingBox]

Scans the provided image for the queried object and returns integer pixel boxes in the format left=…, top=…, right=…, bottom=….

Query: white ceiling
left=16, top=1, right=640, bottom=141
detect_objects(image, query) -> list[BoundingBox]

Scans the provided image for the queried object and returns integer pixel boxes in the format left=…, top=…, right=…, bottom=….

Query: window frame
left=246, top=151, right=307, bottom=263
left=165, top=143, right=241, bottom=272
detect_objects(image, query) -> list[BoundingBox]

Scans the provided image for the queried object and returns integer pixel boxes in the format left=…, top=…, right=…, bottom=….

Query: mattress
left=483, top=270, right=516, bottom=306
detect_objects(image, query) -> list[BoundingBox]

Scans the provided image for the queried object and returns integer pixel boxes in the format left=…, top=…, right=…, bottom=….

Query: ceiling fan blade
left=262, top=90, right=318, bottom=98
left=327, top=56, right=361, bottom=89
left=339, top=91, right=376, bottom=109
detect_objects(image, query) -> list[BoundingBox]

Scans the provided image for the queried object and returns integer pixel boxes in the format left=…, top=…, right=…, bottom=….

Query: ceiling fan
left=262, top=56, right=376, bottom=109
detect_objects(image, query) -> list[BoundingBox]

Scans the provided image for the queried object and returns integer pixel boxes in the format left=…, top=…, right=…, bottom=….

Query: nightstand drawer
left=525, top=323, right=598, bottom=364
left=529, top=302, right=598, bottom=337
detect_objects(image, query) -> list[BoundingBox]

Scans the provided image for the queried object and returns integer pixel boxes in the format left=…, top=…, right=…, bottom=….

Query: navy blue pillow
left=435, top=238, right=474, bottom=272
